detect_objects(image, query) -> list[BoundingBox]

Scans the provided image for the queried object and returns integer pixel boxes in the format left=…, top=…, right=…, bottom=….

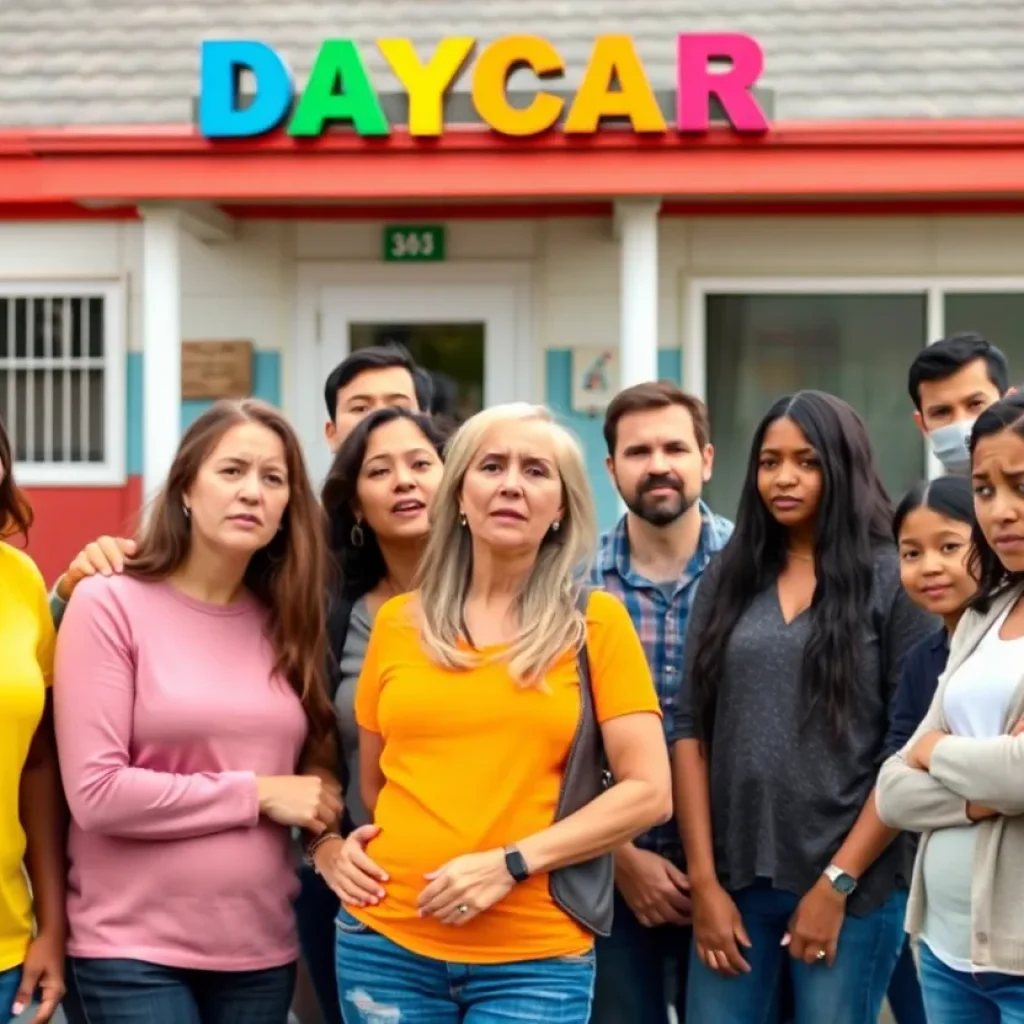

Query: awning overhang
left=0, top=120, right=1023, bottom=213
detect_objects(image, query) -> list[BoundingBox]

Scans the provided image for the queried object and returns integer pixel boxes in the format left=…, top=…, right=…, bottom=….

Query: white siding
left=2, top=213, right=1024, bottom=418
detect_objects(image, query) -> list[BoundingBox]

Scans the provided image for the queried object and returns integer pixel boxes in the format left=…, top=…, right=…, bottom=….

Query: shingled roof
left=0, top=0, right=1021, bottom=127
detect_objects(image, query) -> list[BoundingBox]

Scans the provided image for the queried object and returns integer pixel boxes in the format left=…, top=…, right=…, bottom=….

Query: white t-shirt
left=921, top=603, right=1024, bottom=972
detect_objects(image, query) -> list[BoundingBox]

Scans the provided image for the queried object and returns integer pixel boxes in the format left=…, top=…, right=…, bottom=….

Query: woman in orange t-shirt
left=321, top=402, right=671, bottom=1024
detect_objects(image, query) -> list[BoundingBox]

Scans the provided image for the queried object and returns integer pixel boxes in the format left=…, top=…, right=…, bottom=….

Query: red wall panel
left=19, top=477, right=143, bottom=586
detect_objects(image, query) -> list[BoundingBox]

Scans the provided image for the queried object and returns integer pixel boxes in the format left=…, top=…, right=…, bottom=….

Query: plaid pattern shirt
left=590, top=502, right=734, bottom=864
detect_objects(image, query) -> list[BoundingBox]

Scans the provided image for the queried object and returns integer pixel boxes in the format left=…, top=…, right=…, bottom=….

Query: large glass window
left=944, top=292, right=1024, bottom=387
left=704, top=293, right=927, bottom=518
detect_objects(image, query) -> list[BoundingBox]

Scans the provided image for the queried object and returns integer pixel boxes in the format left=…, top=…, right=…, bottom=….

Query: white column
left=141, top=206, right=183, bottom=502
left=615, top=198, right=661, bottom=389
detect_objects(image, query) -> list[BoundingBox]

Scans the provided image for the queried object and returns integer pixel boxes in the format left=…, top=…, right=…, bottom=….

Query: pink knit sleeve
left=54, top=578, right=260, bottom=840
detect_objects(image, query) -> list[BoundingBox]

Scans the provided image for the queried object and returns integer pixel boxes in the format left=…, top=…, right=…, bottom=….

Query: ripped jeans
left=334, top=906, right=595, bottom=1024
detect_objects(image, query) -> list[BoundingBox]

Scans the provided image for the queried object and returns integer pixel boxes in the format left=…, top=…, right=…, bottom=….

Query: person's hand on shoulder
left=56, top=536, right=137, bottom=601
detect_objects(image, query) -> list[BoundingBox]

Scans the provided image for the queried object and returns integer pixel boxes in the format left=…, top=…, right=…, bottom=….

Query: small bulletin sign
left=181, top=340, right=253, bottom=399
left=383, top=224, right=446, bottom=262
left=571, top=347, right=619, bottom=414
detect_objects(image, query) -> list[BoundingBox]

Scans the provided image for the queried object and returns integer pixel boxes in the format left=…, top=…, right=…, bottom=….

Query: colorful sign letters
left=198, top=34, right=768, bottom=139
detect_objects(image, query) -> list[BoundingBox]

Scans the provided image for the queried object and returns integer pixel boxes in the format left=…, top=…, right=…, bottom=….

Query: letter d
left=199, top=41, right=291, bottom=138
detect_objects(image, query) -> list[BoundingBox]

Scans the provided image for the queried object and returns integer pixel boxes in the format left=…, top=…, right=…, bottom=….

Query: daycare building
left=1, top=0, right=1023, bottom=580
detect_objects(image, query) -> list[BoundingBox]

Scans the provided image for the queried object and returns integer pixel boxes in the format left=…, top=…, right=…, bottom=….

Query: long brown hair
left=127, top=399, right=335, bottom=749
left=0, top=415, right=32, bottom=542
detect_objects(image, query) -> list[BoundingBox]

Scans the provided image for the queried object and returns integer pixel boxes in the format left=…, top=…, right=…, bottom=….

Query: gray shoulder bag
left=548, top=588, right=615, bottom=937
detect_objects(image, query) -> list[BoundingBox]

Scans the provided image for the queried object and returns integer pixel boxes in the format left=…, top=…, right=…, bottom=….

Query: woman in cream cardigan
left=877, top=393, right=1024, bottom=1023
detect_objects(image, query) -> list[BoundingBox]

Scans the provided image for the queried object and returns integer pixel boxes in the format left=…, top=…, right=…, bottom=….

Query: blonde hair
left=415, top=403, right=597, bottom=686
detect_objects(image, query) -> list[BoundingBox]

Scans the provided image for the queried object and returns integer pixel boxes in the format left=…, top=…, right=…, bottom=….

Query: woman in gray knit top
left=878, top=393, right=1024, bottom=1022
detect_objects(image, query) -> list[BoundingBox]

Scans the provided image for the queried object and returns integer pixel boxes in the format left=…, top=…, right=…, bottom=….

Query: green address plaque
left=383, top=224, right=446, bottom=262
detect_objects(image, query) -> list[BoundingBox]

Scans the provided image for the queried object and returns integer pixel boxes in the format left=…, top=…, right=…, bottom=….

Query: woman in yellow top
left=322, top=402, right=671, bottom=1024
left=0, top=417, right=66, bottom=1024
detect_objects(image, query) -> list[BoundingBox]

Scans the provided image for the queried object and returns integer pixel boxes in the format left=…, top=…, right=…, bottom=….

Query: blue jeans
left=887, top=935, right=927, bottom=1024
left=0, top=967, right=21, bottom=1022
left=64, top=956, right=297, bottom=1024
left=334, top=905, right=595, bottom=1023
left=919, top=941, right=1024, bottom=1023
left=686, top=884, right=906, bottom=1024
left=295, top=863, right=343, bottom=1024
left=591, top=891, right=689, bottom=1024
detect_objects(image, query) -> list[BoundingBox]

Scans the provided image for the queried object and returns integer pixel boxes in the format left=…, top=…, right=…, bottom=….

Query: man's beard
left=624, top=477, right=697, bottom=527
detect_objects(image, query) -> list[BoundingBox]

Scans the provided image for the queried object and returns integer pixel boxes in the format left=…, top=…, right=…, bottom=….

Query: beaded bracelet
left=305, top=831, right=343, bottom=871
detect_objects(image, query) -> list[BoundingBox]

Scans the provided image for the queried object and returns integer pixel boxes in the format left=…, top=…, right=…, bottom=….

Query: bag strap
left=575, top=587, right=594, bottom=701
left=575, top=587, right=612, bottom=784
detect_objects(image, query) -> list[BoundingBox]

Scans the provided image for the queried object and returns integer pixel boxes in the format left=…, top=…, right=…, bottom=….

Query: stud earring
left=182, top=503, right=191, bottom=520
left=459, top=512, right=468, bottom=527
left=552, top=521, right=561, bottom=532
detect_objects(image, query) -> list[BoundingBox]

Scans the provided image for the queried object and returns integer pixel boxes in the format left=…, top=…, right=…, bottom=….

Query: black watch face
left=506, top=850, right=528, bottom=882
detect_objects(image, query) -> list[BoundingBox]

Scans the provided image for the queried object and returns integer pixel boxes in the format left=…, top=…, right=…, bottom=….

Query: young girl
left=675, top=390, right=936, bottom=1024
left=885, top=476, right=976, bottom=1024
left=888, top=477, right=977, bottom=759
left=878, top=393, right=1024, bottom=1022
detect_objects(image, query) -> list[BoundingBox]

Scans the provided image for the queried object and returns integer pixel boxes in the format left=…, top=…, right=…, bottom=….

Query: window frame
left=685, top=276, right=1024, bottom=483
left=1, top=278, right=126, bottom=487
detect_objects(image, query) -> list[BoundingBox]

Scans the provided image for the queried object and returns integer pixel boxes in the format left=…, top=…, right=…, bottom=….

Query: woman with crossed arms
left=878, top=393, right=1024, bottom=1022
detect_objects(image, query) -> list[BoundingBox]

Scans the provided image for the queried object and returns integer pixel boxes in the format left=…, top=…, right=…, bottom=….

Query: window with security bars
left=0, top=283, right=125, bottom=485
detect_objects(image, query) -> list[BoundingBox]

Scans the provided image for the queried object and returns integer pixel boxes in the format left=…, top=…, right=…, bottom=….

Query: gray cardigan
left=876, top=583, right=1024, bottom=974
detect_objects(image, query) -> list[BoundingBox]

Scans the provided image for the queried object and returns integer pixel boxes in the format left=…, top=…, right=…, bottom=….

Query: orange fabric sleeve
left=352, top=596, right=406, bottom=734
left=584, top=590, right=662, bottom=724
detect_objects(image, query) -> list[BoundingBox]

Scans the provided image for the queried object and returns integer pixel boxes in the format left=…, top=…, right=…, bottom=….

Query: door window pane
left=349, top=323, right=485, bottom=425
left=944, top=292, right=1024, bottom=386
left=705, top=293, right=927, bottom=518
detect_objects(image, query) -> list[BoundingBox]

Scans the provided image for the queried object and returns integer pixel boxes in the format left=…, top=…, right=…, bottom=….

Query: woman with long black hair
left=674, top=390, right=935, bottom=1024
left=294, top=406, right=448, bottom=1024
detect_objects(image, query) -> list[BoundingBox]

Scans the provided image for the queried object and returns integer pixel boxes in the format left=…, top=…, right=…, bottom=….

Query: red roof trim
left=6, top=119, right=1024, bottom=154
left=1, top=121, right=1023, bottom=205
left=217, top=197, right=1024, bottom=220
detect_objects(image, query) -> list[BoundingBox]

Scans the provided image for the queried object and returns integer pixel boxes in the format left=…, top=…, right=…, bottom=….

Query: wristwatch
left=504, top=845, right=530, bottom=883
left=823, top=864, right=858, bottom=895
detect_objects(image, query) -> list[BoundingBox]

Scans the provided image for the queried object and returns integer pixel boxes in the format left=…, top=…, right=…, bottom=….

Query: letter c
left=471, top=36, right=565, bottom=137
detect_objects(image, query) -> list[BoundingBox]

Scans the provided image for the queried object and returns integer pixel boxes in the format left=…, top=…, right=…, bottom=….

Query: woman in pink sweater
left=54, top=399, right=342, bottom=1024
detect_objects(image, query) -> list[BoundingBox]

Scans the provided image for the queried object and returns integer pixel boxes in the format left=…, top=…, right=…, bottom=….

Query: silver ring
left=816, top=949, right=826, bottom=961
left=457, top=903, right=469, bottom=914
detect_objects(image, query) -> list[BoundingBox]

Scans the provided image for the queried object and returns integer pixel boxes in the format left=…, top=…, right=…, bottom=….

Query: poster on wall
left=571, top=347, right=619, bottom=414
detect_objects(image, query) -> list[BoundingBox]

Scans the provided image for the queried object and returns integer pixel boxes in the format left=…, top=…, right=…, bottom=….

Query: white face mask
left=928, top=419, right=976, bottom=475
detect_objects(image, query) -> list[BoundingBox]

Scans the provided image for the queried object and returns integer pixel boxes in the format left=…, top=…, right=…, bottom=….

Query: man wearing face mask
left=908, top=332, right=1010, bottom=475
left=589, top=382, right=732, bottom=1024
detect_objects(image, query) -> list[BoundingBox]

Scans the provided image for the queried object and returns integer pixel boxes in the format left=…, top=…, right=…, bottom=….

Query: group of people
left=2, top=330, right=1024, bottom=1024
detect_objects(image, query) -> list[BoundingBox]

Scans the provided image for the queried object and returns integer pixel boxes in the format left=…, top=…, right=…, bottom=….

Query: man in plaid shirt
left=589, top=382, right=733, bottom=1024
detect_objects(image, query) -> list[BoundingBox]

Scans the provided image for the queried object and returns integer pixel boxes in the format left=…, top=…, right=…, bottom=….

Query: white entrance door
left=298, top=264, right=532, bottom=484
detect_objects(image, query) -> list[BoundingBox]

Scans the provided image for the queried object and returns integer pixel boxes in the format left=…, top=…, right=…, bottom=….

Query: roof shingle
left=1, top=0, right=1021, bottom=126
